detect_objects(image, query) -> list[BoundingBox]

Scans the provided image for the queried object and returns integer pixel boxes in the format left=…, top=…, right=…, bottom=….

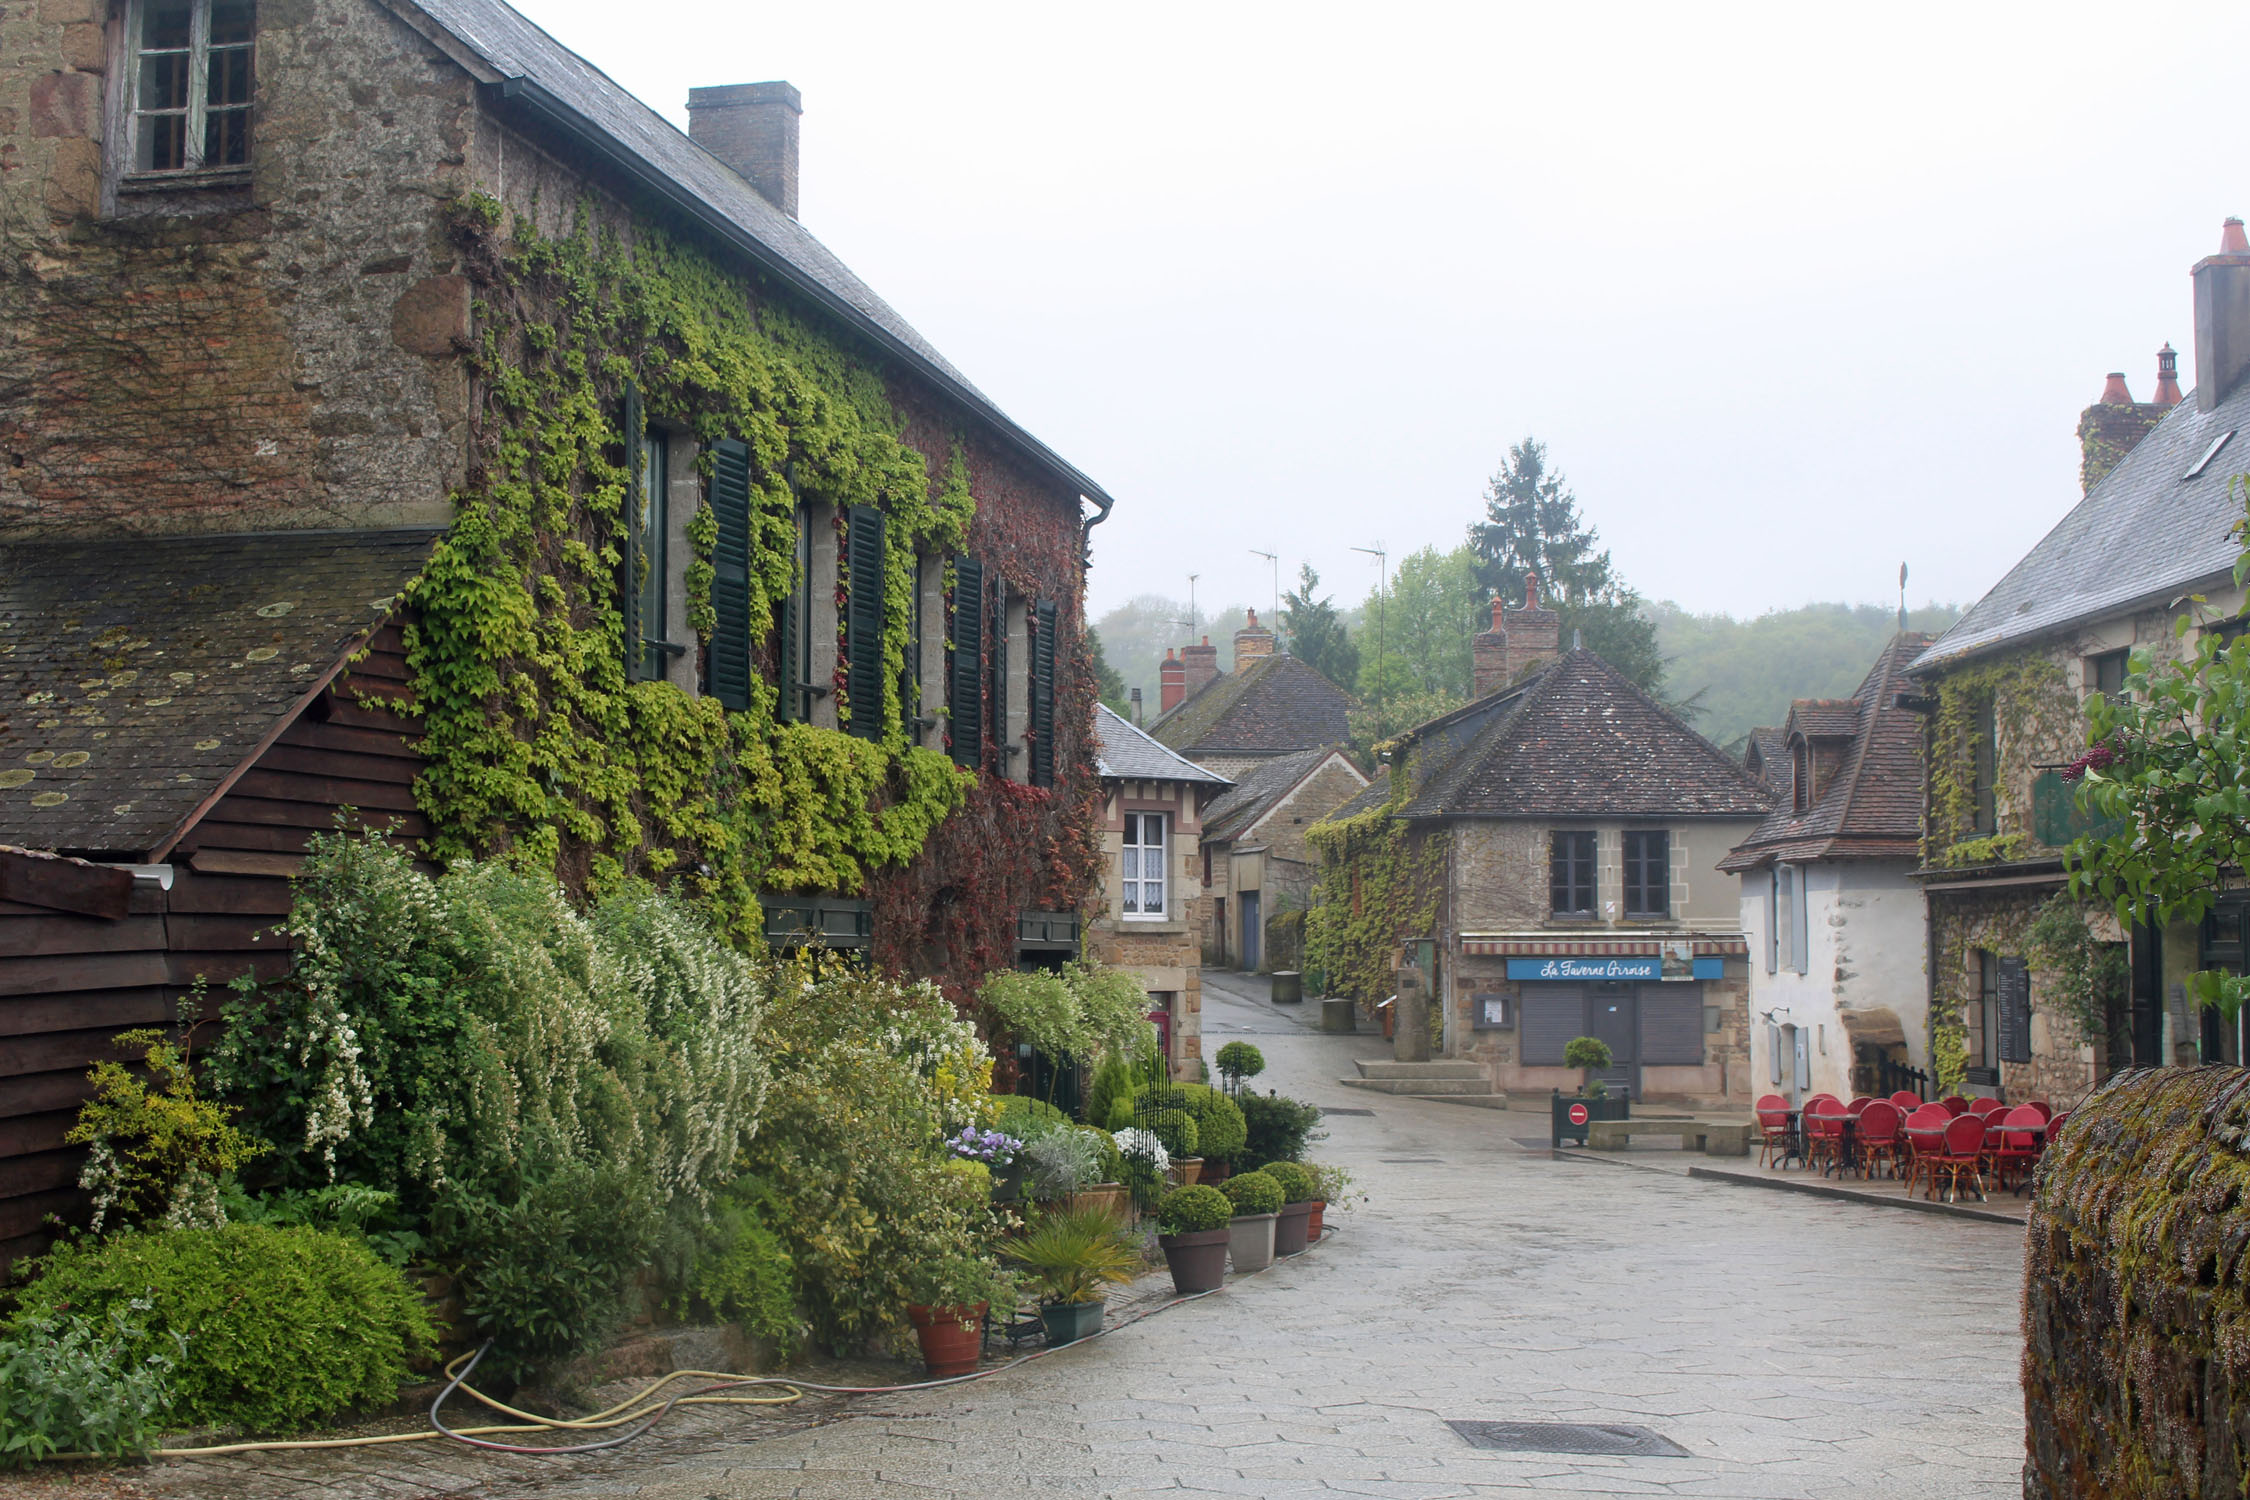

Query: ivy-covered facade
left=0, top=0, right=1109, bottom=1003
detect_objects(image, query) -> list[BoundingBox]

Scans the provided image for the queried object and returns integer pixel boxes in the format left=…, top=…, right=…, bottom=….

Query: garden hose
left=42, top=1222, right=1342, bottom=1464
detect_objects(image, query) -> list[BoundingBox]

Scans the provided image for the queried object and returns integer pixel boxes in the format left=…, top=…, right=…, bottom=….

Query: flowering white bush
left=1112, top=1127, right=1170, bottom=1175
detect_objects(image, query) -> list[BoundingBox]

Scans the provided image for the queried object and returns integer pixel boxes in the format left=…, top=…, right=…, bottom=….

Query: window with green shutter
left=1030, top=599, right=1057, bottom=787
left=844, top=505, right=886, bottom=740
left=707, top=437, right=753, bottom=711
left=949, top=557, right=984, bottom=768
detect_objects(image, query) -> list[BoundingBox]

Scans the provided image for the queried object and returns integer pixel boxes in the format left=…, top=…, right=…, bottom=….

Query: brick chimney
left=1234, top=609, right=1275, bottom=666
left=1471, top=596, right=1511, bottom=698
left=2194, top=217, right=2250, bottom=414
left=1182, top=636, right=1220, bottom=698
left=687, top=82, right=802, bottom=218
left=1499, top=574, right=1561, bottom=674
left=2078, top=365, right=2168, bottom=494
left=1159, top=649, right=1185, bottom=714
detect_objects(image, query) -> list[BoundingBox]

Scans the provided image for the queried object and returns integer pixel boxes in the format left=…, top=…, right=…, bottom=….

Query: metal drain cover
left=1446, top=1420, right=1690, bottom=1458
left=1322, top=1107, right=1375, bottom=1116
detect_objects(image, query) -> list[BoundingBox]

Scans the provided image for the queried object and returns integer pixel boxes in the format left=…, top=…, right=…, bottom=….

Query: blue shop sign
left=1506, top=955, right=1723, bottom=982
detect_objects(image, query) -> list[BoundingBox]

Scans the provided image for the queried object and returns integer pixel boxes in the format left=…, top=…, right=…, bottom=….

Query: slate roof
left=397, top=0, right=1111, bottom=514
left=1909, top=375, right=2250, bottom=673
left=0, top=530, right=439, bottom=859
left=1380, top=650, right=1774, bottom=822
left=1789, top=701, right=1860, bottom=740
left=1743, top=727, right=1790, bottom=797
left=1201, top=745, right=1362, bottom=844
left=1718, top=634, right=1931, bottom=872
left=1148, top=652, right=1354, bottom=758
left=1092, top=704, right=1230, bottom=786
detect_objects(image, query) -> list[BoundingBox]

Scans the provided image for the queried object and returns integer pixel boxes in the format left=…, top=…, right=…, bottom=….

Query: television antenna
left=1250, top=549, right=1279, bottom=624
left=1351, top=543, right=1389, bottom=738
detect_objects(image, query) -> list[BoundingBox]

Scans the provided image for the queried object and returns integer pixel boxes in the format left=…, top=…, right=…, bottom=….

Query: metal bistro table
left=1806, top=1111, right=1861, bottom=1178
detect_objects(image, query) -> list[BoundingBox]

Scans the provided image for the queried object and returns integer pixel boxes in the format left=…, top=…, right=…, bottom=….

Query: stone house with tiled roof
left=0, top=0, right=1111, bottom=1264
left=1149, top=616, right=1355, bottom=781
left=1312, top=598, right=1771, bottom=1106
left=1195, top=743, right=1366, bottom=972
left=1718, top=634, right=1932, bottom=1102
left=1906, top=221, right=2250, bottom=1105
left=1087, top=705, right=1229, bottom=1075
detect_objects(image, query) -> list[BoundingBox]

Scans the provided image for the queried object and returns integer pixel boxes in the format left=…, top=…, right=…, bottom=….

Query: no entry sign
left=1568, top=1103, right=1589, bottom=1126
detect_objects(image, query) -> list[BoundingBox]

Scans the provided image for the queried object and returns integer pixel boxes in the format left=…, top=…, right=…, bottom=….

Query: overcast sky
left=515, top=0, right=2250, bottom=626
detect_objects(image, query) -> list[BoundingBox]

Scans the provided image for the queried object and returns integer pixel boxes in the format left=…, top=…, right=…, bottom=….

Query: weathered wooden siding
left=0, top=628, right=423, bottom=1272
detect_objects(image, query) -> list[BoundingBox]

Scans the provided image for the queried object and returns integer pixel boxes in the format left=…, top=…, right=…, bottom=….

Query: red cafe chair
left=1902, top=1105, right=1953, bottom=1198
left=1800, top=1094, right=1842, bottom=1173
left=1939, top=1095, right=1970, bottom=1117
left=1856, top=1101, right=1904, bottom=1181
left=1994, top=1105, right=2046, bottom=1194
left=1969, top=1096, right=2007, bottom=1118
left=2023, top=1100, right=2053, bottom=1122
left=1847, top=1096, right=1875, bottom=1116
left=1755, top=1094, right=1793, bottom=1169
left=1888, top=1090, right=1920, bottom=1111
left=1931, top=1113, right=1991, bottom=1203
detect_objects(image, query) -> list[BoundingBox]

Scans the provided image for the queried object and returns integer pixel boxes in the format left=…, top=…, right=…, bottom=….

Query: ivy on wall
left=1923, top=652, right=2074, bottom=868
left=1304, top=766, right=1444, bottom=1008
left=402, top=197, right=1005, bottom=942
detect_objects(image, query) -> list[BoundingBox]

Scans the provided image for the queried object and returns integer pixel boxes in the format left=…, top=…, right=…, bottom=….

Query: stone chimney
left=1499, top=574, right=1562, bottom=674
left=687, top=82, right=802, bottom=218
left=2194, top=217, right=2250, bottom=414
left=1471, top=596, right=1511, bottom=698
left=2078, top=364, right=2168, bottom=494
left=1181, top=635, right=1220, bottom=698
left=1234, top=609, right=1275, bottom=666
left=1159, top=649, right=1185, bottom=714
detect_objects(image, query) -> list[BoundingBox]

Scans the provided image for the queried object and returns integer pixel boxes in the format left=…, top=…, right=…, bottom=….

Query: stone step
left=1332, top=1080, right=1511, bottom=1110
left=1339, top=1074, right=1494, bottom=1096
left=1353, top=1059, right=1488, bottom=1081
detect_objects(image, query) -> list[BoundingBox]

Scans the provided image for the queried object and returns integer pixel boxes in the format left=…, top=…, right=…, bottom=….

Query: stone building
left=1312, top=587, right=1771, bottom=1107
left=1907, top=222, right=2250, bottom=1103
left=1196, top=744, right=1368, bottom=971
left=1086, top=705, right=1229, bottom=1074
left=0, top=0, right=1113, bottom=1259
left=1150, top=613, right=1355, bottom=781
left=1719, top=634, right=1933, bottom=1103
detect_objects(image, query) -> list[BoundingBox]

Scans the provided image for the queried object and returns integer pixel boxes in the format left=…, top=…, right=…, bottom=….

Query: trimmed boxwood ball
left=1174, top=1085, right=1248, bottom=1165
left=1263, top=1161, right=1317, bottom=1204
left=1149, top=1108, right=1200, bottom=1159
left=1222, top=1170, right=1283, bottom=1217
left=14, top=1224, right=435, bottom=1434
left=1214, top=1041, right=1265, bottom=1083
left=1154, top=1184, right=1232, bottom=1235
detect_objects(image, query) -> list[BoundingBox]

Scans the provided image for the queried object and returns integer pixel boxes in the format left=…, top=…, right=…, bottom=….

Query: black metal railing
left=1873, top=1057, right=1929, bottom=1101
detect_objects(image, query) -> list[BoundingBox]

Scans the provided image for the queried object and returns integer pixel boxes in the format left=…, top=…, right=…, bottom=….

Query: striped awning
left=1457, top=934, right=1751, bottom=958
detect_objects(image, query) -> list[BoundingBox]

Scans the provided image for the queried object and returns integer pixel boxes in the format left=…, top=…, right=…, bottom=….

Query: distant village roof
left=1091, top=704, right=1230, bottom=786
left=1373, top=650, right=1773, bottom=822
left=1201, top=744, right=1362, bottom=844
left=1148, top=652, right=1354, bottom=758
left=1787, top=701, right=1861, bottom=740
left=1908, top=374, right=2250, bottom=673
left=1742, top=726, right=1790, bottom=797
left=394, top=0, right=1112, bottom=515
left=1718, top=633, right=1931, bottom=872
left=0, top=529, right=440, bottom=859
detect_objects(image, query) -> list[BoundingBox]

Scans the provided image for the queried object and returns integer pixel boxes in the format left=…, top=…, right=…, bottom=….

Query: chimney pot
left=2154, top=343, right=2184, bottom=407
left=687, top=82, right=803, bottom=218
left=2099, top=372, right=2134, bottom=405
left=1524, top=573, right=1541, bottom=610
left=2225, top=217, right=2249, bottom=254
left=1233, top=608, right=1276, bottom=666
left=1159, top=649, right=1186, bottom=714
left=1181, top=636, right=1220, bottom=699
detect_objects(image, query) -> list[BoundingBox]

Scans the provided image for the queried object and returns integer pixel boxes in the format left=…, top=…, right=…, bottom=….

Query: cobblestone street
left=525, top=974, right=2026, bottom=1500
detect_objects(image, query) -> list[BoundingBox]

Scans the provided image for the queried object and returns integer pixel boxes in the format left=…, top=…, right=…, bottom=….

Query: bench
left=1585, top=1119, right=1753, bottom=1157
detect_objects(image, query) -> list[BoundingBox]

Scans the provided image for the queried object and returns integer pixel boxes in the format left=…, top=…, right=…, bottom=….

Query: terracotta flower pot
left=1157, top=1228, right=1230, bottom=1294
left=1066, top=1183, right=1131, bottom=1220
left=1229, top=1212, right=1277, bottom=1272
left=1308, top=1200, right=1326, bottom=1240
left=1275, top=1200, right=1314, bottom=1256
left=1200, top=1160, right=1233, bottom=1186
left=1171, top=1156, right=1204, bottom=1187
left=905, top=1302, right=986, bottom=1377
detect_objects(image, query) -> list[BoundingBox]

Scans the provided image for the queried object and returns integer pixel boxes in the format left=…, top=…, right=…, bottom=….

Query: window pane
left=1145, top=815, right=1164, bottom=855
left=1119, top=848, right=1138, bottom=881
left=142, top=0, right=193, bottom=50
left=1121, top=881, right=1139, bottom=915
left=1121, top=813, right=1137, bottom=846
left=205, top=106, right=250, bottom=166
left=139, top=49, right=189, bottom=111
left=1144, top=877, right=1164, bottom=914
left=207, top=45, right=253, bottom=108
left=208, top=0, right=255, bottom=45
left=137, top=108, right=187, bottom=172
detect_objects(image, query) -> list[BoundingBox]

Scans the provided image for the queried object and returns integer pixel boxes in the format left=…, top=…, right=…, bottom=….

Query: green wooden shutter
left=949, top=557, right=984, bottom=768
left=621, top=381, right=645, bottom=679
left=708, top=438, right=753, bottom=711
left=1031, top=599, right=1057, bottom=787
left=845, top=505, right=886, bottom=741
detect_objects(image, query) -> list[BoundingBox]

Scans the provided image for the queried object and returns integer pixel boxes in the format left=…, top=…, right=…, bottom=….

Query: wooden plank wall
left=0, top=625, right=424, bottom=1272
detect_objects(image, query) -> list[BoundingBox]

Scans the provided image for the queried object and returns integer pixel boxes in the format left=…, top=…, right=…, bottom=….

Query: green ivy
left=1304, top=765, right=1443, bottom=1008
left=1924, top=653, right=2071, bottom=868
left=405, top=197, right=973, bottom=933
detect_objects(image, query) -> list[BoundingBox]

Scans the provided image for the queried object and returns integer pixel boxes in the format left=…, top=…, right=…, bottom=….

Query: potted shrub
left=1006, top=1205, right=1139, bottom=1346
left=1550, top=1037, right=1630, bottom=1146
left=1263, top=1162, right=1318, bottom=1256
left=950, top=1123, right=1027, bottom=1202
left=1174, top=1085, right=1247, bottom=1186
left=1564, top=1036, right=1614, bottom=1097
left=1305, top=1162, right=1360, bottom=1241
left=1152, top=1184, right=1232, bottom=1294
left=1020, top=1130, right=1101, bottom=1205
left=1065, top=1127, right=1131, bottom=1219
left=1112, top=1127, right=1171, bottom=1211
left=904, top=1254, right=1008, bottom=1378
left=1149, top=1108, right=1202, bottom=1185
left=1220, top=1170, right=1283, bottom=1273
left=1214, top=1042, right=1266, bottom=1095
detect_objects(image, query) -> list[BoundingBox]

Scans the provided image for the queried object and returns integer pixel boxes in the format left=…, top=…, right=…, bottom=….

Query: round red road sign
left=1568, top=1103, right=1589, bottom=1126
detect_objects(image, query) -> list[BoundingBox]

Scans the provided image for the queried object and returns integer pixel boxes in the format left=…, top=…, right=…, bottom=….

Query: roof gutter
left=484, top=77, right=1117, bottom=521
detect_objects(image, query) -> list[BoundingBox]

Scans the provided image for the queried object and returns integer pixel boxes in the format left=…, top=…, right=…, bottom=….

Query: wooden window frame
left=1549, top=830, right=1596, bottom=919
left=1622, top=829, right=1669, bottom=920
left=117, top=0, right=256, bottom=182
left=1121, top=811, right=1168, bottom=921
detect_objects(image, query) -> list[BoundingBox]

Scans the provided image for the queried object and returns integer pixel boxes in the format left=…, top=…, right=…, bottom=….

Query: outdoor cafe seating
left=1758, top=1091, right=2062, bottom=1202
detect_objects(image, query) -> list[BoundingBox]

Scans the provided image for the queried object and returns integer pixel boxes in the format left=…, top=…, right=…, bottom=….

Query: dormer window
left=126, top=0, right=256, bottom=176
left=1791, top=740, right=1810, bottom=814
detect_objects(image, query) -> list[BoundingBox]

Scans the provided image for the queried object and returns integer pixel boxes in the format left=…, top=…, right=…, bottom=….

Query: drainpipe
left=1079, top=491, right=1112, bottom=569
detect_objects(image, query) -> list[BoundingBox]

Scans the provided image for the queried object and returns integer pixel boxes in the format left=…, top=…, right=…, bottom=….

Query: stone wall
left=2025, top=1066, right=2250, bottom=1497
left=1928, top=883, right=2101, bottom=1105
